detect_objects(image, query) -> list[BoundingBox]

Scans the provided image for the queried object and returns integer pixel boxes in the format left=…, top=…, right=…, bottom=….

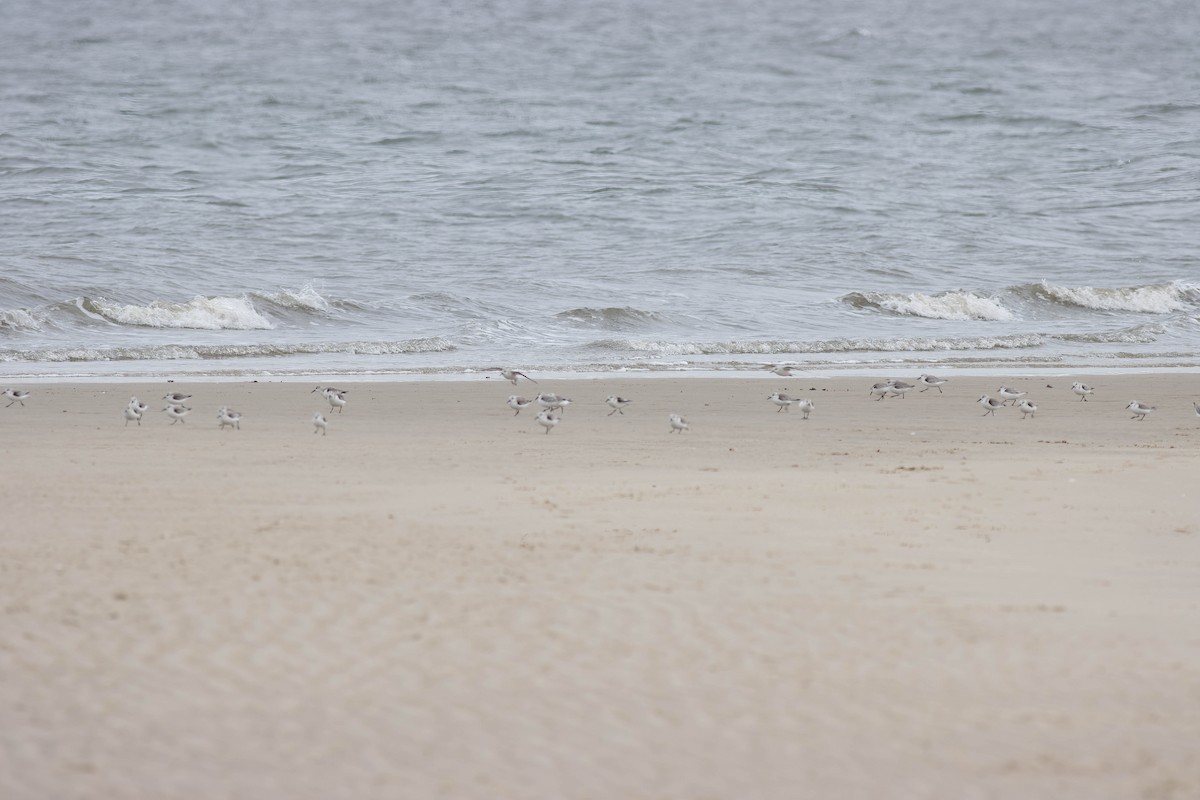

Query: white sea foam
left=0, top=308, right=43, bottom=331
left=1037, top=281, right=1196, bottom=313
left=0, top=338, right=456, bottom=362
left=89, top=295, right=275, bottom=330
left=844, top=291, right=1014, bottom=321
left=595, top=334, right=1044, bottom=357
left=1054, top=324, right=1165, bottom=344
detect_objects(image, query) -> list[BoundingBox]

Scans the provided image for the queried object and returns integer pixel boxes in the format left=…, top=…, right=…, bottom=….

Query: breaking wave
left=3, top=285, right=346, bottom=337
left=84, top=295, right=276, bottom=330
left=1029, top=280, right=1199, bottom=313
left=0, top=307, right=45, bottom=332
left=841, top=291, right=1013, bottom=321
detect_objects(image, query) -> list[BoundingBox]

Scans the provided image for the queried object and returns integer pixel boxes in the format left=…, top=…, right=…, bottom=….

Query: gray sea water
left=2, top=0, right=1198, bottom=379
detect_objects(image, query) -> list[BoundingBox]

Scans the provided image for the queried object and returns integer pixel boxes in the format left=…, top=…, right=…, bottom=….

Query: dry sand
left=2, top=374, right=1198, bottom=800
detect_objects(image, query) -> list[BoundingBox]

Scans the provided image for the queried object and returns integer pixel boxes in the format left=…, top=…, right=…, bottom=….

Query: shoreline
left=4, top=363, right=1200, bottom=385
left=3, top=374, right=1198, bottom=799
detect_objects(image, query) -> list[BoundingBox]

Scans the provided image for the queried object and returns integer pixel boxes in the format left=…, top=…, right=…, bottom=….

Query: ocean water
left=2, top=0, right=1198, bottom=380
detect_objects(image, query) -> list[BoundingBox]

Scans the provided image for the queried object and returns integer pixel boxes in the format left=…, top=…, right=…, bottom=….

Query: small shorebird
left=888, top=380, right=915, bottom=399
left=1015, top=398, right=1037, bottom=419
left=128, top=397, right=149, bottom=415
left=507, top=395, right=534, bottom=416
left=314, top=387, right=347, bottom=413
left=536, top=393, right=570, bottom=413
left=1071, top=382, right=1095, bottom=402
left=313, top=413, right=328, bottom=435
left=764, top=364, right=800, bottom=377
left=1194, top=401, right=1200, bottom=418
left=4, top=388, right=30, bottom=407
left=493, top=368, right=536, bottom=385
left=123, top=405, right=142, bottom=426
left=917, top=374, right=947, bottom=393
left=768, top=391, right=799, bottom=412
left=312, top=386, right=348, bottom=397
left=162, top=392, right=191, bottom=406
left=870, top=380, right=894, bottom=401
left=668, top=413, right=689, bottom=433
left=1126, top=400, right=1155, bottom=421
left=605, top=395, right=633, bottom=415
left=535, top=410, right=559, bottom=434
left=996, top=386, right=1026, bottom=405
left=217, top=407, right=242, bottom=430
left=978, top=394, right=1004, bottom=416
left=163, top=405, right=191, bottom=424
left=796, top=398, right=815, bottom=419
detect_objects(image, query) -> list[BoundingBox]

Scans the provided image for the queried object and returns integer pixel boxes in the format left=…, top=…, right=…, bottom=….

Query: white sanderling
left=1015, top=398, right=1038, bottom=419
left=507, top=395, right=535, bottom=415
left=996, top=386, right=1027, bottom=405
left=536, top=393, right=571, bottom=413
left=123, top=405, right=142, bottom=426
left=888, top=380, right=915, bottom=399
left=764, top=364, right=800, bottom=377
left=917, top=374, right=948, bottom=393
left=4, top=389, right=31, bottom=407
left=535, top=410, right=560, bottom=434
left=978, top=394, right=1004, bottom=416
left=493, top=368, right=537, bottom=385
left=311, top=385, right=348, bottom=397
left=796, top=398, right=815, bottom=419
left=668, top=413, right=689, bottom=433
left=162, top=392, right=192, bottom=406
left=869, top=380, right=894, bottom=401
left=1071, top=382, right=1095, bottom=402
left=1194, top=401, right=1200, bottom=418
left=768, top=391, right=799, bottom=412
left=163, top=405, right=191, bottom=424
left=316, top=387, right=347, bottom=413
left=217, top=407, right=242, bottom=430
left=313, top=412, right=328, bottom=435
left=1126, top=400, right=1155, bottom=421
left=128, top=397, right=149, bottom=415
left=605, top=395, right=633, bottom=415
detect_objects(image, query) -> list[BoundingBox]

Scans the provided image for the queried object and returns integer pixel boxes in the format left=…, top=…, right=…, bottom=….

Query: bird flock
left=2, top=373, right=1198, bottom=434
left=507, top=388, right=686, bottom=433
left=494, top=370, right=1197, bottom=434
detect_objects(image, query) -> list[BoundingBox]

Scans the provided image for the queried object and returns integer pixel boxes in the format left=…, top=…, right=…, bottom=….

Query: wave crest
left=253, top=283, right=333, bottom=313
left=0, top=307, right=44, bottom=332
left=1032, top=281, right=1198, bottom=313
left=84, top=295, right=275, bottom=330
left=841, top=291, right=1013, bottom=321
left=555, top=307, right=668, bottom=328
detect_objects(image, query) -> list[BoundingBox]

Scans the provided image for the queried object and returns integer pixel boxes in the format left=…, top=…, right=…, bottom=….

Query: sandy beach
left=2, top=373, right=1198, bottom=800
